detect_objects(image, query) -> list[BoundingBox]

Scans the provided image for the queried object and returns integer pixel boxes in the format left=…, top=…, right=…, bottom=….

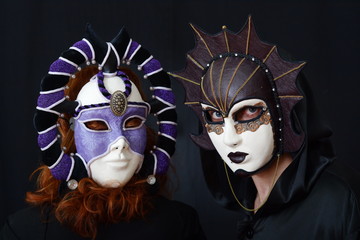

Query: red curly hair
left=26, top=167, right=153, bottom=239
left=26, top=66, right=161, bottom=239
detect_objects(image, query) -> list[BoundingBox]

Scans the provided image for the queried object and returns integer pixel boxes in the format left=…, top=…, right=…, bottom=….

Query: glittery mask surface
left=74, top=104, right=148, bottom=163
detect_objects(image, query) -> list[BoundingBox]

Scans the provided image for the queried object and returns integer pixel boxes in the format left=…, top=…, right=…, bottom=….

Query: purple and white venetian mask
left=73, top=72, right=150, bottom=188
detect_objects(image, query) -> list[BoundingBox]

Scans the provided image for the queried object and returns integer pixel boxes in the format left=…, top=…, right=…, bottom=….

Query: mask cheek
left=73, top=122, right=113, bottom=163
left=208, top=130, right=227, bottom=158
left=246, top=124, right=274, bottom=153
left=234, top=124, right=275, bottom=173
left=207, top=122, right=275, bottom=173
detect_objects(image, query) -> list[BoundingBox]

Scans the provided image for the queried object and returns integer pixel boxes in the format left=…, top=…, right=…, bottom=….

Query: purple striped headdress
left=34, top=24, right=177, bottom=187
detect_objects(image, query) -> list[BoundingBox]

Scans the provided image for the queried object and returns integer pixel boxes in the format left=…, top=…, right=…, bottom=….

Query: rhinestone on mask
left=67, top=179, right=78, bottom=190
left=147, top=175, right=156, bottom=185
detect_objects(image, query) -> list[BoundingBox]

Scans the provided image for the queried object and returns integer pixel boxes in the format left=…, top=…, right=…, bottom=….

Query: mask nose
left=222, top=118, right=242, bottom=147
left=111, top=138, right=129, bottom=151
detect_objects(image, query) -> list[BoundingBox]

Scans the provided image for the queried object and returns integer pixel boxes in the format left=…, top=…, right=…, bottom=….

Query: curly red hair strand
left=27, top=167, right=153, bottom=239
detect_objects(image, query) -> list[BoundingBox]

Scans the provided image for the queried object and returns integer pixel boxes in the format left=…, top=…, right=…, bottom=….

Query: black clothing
left=237, top=166, right=360, bottom=240
left=0, top=196, right=206, bottom=240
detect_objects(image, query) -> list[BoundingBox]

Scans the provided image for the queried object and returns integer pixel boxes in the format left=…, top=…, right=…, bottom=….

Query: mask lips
left=228, top=152, right=248, bottom=164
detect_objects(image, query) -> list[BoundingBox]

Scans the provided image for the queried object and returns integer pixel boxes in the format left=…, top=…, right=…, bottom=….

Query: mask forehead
left=76, top=104, right=148, bottom=122
left=77, top=74, right=144, bottom=107
left=202, top=57, right=274, bottom=114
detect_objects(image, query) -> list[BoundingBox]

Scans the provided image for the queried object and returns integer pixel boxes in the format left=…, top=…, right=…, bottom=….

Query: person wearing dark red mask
left=171, top=16, right=360, bottom=239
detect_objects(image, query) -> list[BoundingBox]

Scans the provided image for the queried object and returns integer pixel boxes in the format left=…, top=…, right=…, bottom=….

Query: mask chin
left=234, top=153, right=278, bottom=177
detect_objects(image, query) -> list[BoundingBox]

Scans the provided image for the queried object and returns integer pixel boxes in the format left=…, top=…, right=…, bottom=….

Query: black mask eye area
left=203, top=109, right=224, bottom=124
left=233, top=106, right=266, bottom=123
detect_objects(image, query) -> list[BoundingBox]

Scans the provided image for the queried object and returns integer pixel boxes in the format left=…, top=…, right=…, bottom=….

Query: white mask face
left=76, top=73, right=147, bottom=188
left=202, top=99, right=275, bottom=174
left=89, top=137, right=144, bottom=188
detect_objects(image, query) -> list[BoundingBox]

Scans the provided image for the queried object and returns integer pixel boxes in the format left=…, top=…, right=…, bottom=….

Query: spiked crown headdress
left=171, top=16, right=305, bottom=155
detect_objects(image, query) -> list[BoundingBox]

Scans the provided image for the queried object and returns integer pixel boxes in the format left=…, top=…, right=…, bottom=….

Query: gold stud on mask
left=110, top=90, right=128, bottom=116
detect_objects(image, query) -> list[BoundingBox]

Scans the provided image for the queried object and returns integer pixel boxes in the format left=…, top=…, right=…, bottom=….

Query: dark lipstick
left=227, top=152, right=248, bottom=164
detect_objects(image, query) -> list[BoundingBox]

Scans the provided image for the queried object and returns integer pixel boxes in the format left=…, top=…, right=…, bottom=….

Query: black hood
left=200, top=71, right=335, bottom=216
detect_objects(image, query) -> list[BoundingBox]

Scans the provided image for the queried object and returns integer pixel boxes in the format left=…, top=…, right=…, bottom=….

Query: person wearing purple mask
left=1, top=25, right=205, bottom=240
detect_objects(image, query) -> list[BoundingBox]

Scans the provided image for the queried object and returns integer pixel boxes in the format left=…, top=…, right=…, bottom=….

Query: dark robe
left=200, top=73, right=360, bottom=239
left=0, top=196, right=206, bottom=240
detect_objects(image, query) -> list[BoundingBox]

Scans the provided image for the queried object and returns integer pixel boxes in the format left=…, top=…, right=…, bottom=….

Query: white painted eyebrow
left=200, top=103, right=219, bottom=110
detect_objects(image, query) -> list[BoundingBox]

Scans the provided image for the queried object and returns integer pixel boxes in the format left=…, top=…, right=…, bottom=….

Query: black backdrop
left=1, top=0, right=360, bottom=239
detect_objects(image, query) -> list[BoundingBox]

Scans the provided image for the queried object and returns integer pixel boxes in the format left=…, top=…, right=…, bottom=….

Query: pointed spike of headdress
left=221, top=25, right=230, bottom=53
left=84, top=24, right=108, bottom=65
left=110, top=27, right=130, bottom=47
left=110, top=27, right=130, bottom=67
left=188, top=23, right=217, bottom=69
left=245, top=15, right=253, bottom=55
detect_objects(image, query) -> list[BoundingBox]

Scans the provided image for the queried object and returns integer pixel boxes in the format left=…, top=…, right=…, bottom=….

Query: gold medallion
left=110, top=90, right=127, bottom=116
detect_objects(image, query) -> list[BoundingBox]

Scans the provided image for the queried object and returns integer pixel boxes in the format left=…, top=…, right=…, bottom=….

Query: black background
left=1, top=1, right=359, bottom=239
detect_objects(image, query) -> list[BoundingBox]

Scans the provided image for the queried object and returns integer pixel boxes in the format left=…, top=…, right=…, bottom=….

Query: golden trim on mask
left=246, top=18, right=251, bottom=55
left=204, top=103, right=271, bottom=136
left=228, top=65, right=261, bottom=107
left=273, top=62, right=306, bottom=81
left=223, top=26, right=230, bottom=52
left=218, top=57, right=229, bottom=112
left=201, top=75, right=217, bottom=107
left=187, top=54, right=204, bottom=70
left=224, top=58, right=246, bottom=108
left=209, top=62, right=222, bottom=110
left=168, top=73, right=200, bottom=86
left=205, top=123, right=224, bottom=135
left=235, top=109, right=271, bottom=134
left=190, top=24, right=214, bottom=58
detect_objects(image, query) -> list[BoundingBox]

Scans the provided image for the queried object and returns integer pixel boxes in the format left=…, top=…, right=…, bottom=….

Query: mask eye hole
left=234, top=106, right=265, bottom=122
left=84, top=120, right=109, bottom=131
left=204, top=109, right=224, bottom=124
left=124, top=117, right=143, bottom=129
